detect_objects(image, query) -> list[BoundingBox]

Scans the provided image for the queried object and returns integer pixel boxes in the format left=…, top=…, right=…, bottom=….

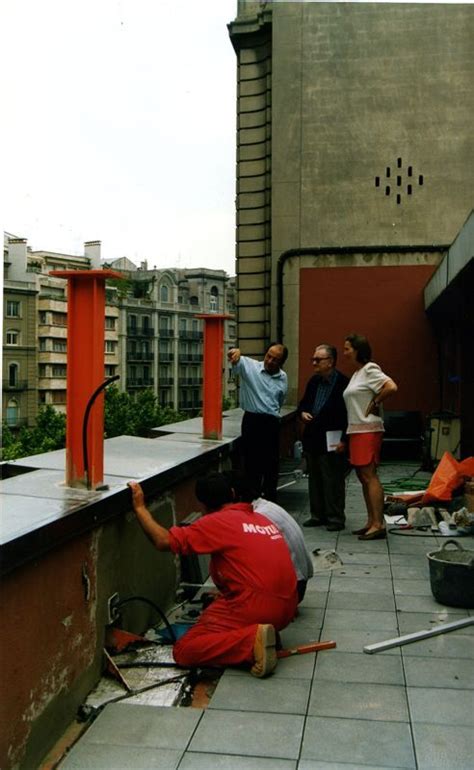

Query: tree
left=104, top=385, right=185, bottom=438
left=1, top=406, right=66, bottom=460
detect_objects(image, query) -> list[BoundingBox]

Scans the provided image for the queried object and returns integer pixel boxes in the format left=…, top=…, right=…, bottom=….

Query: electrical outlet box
left=107, top=592, right=120, bottom=625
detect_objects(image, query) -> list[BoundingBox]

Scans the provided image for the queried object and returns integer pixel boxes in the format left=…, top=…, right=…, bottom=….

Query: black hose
left=115, top=596, right=177, bottom=643
left=82, top=375, right=120, bottom=489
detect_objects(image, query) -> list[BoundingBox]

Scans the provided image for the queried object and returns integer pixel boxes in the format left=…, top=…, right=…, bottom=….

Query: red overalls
left=169, top=502, right=297, bottom=668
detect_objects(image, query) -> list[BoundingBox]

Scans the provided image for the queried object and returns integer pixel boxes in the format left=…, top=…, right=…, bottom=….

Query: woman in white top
left=343, top=333, right=398, bottom=540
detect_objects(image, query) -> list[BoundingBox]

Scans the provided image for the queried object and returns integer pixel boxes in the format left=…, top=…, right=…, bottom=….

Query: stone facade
left=229, top=2, right=474, bottom=401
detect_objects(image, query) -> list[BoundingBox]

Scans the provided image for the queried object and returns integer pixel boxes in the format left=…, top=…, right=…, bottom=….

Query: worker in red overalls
left=128, top=473, right=297, bottom=677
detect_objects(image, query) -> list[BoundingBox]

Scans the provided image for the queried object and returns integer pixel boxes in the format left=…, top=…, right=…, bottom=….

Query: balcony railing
left=178, top=400, right=203, bottom=410
left=127, top=378, right=155, bottom=388
left=178, top=330, right=203, bottom=340
left=158, top=328, right=174, bottom=338
left=3, top=379, right=28, bottom=391
left=178, top=377, right=202, bottom=386
left=127, top=351, right=155, bottom=362
left=158, top=378, right=174, bottom=387
left=4, top=417, right=28, bottom=429
left=158, top=352, right=174, bottom=362
left=127, top=326, right=155, bottom=337
left=178, top=353, right=202, bottom=363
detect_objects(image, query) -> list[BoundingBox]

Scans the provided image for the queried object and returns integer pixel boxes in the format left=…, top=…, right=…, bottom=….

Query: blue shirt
left=233, top=356, right=288, bottom=417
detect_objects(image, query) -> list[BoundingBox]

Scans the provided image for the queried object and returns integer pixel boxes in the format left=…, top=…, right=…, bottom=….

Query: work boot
left=250, top=624, right=277, bottom=678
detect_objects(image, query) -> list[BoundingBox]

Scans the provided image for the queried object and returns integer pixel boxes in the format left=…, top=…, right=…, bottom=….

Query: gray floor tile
left=397, top=612, right=474, bottom=635
left=407, top=686, right=474, bottom=725
left=299, top=590, right=328, bottom=609
left=221, top=652, right=316, bottom=680
left=327, top=591, right=396, bottom=611
left=323, top=609, right=398, bottom=631
left=337, top=551, right=390, bottom=565
left=301, top=716, right=415, bottom=767
left=60, top=745, right=181, bottom=769
left=388, top=540, right=437, bottom=555
left=393, top=578, right=434, bottom=596
left=328, top=591, right=395, bottom=613
left=391, top=565, right=430, bottom=580
left=389, top=553, right=428, bottom=567
left=412, top=723, right=474, bottom=769
left=298, top=762, right=407, bottom=770
left=188, top=710, right=304, bottom=759
left=79, top=704, right=203, bottom=749
left=330, top=576, right=394, bottom=594
left=403, top=656, right=474, bottom=688
left=320, top=627, right=402, bottom=655
left=279, top=623, right=322, bottom=648
left=401, top=632, right=474, bottom=659
left=179, top=753, right=296, bottom=769
left=396, top=594, right=467, bottom=613
left=308, top=680, right=409, bottom=721
left=296, top=606, right=325, bottom=625
left=336, top=563, right=392, bottom=578
left=314, top=650, right=404, bottom=685
left=208, top=673, right=310, bottom=714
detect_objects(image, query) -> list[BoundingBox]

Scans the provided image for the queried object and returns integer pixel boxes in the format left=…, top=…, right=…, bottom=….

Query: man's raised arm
left=128, top=481, right=171, bottom=551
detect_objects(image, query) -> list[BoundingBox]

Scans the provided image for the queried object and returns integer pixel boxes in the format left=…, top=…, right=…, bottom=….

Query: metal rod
left=363, top=616, right=474, bottom=654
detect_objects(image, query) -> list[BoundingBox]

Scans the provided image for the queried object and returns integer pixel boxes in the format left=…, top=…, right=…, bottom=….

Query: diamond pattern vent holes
left=374, top=159, right=424, bottom=204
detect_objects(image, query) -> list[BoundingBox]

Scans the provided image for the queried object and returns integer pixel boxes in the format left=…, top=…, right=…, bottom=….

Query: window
left=53, top=339, right=67, bottom=352
left=160, top=283, right=169, bottom=302
left=39, top=391, right=46, bottom=404
left=190, top=295, right=198, bottom=306
left=142, top=316, right=150, bottom=332
left=105, top=365, right=116, bottom=377
left=52, top=364, right=67, bottom=377
left=39, top=338, right=47, bottom=351
left=52, top=391, right=66, bottom=404
left=179, top=318, right=187, bottom=332
left=6, top=398, right=19, bottom=426
left=8, top=363, right=19, bottom=387
left=105, top=340, right=117, bottom=354
left=6, top=300, right=20, bottom=317
left=6, top=330, right=19, bottom=345
left=159, top=315, right=170, bottom=330
left=39, top=311, right=48, bottom=324
left=105, top=316, right=116, bottom=330
left=52, top=312, right=67, bottom=326
left=192, top=319, right=198, bottom=332
left=129, top=314, right=137, bottom=330
left=210, top=286, right=219, bottom=312
left=39, top=364, right=48, bottom=377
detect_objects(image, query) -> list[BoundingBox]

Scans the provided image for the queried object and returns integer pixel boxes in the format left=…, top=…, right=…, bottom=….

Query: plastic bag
left=421, top=452, right=463, bottom=504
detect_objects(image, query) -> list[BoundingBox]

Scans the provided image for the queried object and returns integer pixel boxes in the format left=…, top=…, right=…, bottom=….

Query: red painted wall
left=299, top=265, right=439, bottom=415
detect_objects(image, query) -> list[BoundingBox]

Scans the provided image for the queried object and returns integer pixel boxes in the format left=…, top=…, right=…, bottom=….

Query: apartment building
left=3, top=235, right=236, bottom=428
left=2, top=236, right=119, bottom=425
left=107, top=260, right=237, bottom=413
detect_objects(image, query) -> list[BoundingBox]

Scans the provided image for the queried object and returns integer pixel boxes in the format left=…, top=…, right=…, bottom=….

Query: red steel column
left=50, top=269, right=122, bottom=488
left=195, top=314, right=232, bottom=440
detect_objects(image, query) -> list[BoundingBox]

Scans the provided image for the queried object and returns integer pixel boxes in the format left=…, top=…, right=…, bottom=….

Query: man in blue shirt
left=228, top=343, right=288, bottom=501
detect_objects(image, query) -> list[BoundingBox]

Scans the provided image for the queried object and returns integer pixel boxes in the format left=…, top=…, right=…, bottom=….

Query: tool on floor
left=363, top=616, right=474, bottom=654
left=277, top=640, right=336, bottom=658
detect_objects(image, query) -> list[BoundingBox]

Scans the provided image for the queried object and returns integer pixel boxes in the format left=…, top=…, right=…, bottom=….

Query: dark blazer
left=297, top=370, right=349, bottom=454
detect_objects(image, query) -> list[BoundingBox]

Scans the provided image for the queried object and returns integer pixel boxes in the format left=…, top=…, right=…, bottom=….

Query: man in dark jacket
left=297, top=344, right=349, bottom=531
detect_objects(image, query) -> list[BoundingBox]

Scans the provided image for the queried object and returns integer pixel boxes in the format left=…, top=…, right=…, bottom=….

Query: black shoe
left=326, top=524, right=345, bottom=531
left=303, top=518, right=325, bottom=527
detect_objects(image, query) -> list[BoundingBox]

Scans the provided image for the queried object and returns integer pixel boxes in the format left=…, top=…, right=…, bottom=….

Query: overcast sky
left=2, top=0, right=238, bottom=273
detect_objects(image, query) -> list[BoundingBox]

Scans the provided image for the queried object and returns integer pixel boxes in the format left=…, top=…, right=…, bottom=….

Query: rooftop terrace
left=53, top=460, right=474, bottom=770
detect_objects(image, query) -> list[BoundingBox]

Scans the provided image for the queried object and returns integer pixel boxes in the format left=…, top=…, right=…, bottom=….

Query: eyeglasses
left=311, top=356, right=331, bottom=363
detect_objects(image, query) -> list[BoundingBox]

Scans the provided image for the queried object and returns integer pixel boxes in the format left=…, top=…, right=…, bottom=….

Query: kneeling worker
left=128, top=474, right=297, bottom=677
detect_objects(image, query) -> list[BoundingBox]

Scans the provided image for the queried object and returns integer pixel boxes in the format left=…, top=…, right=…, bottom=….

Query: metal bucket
left=427, top=539, right=474, bottom=608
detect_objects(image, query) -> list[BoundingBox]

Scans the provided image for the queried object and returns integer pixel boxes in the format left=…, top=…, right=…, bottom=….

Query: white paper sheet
left=326, top=430, right=342, bottom=452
